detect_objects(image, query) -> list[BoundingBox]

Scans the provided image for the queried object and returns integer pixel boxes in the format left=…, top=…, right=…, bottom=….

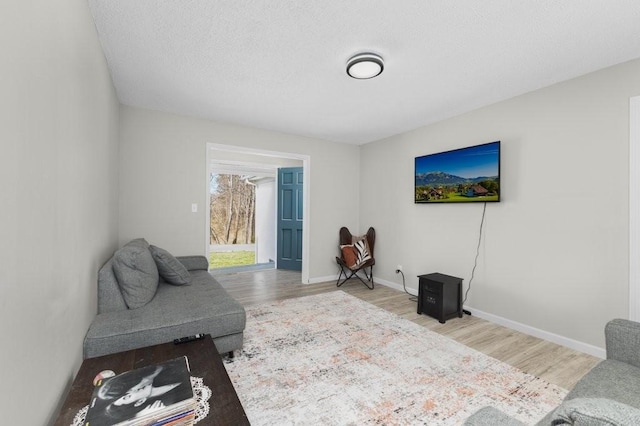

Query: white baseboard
left=374, top=280, right=606, bottom=359
left=308, top=274, right=420, bottom=296
left=307, top=275, right=339, bottom=285
left=308, top=275, right=605, bottom=358
left=462, top=305, right=606, bottom=359
left=375, top=277, right=419, bottom=295
left=308, top=275, right=418, bottom=294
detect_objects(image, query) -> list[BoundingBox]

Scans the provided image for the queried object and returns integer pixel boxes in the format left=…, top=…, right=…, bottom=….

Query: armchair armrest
left=176, top=255, right=209, bottom=271
left=605, top=319, right=640, bottom=368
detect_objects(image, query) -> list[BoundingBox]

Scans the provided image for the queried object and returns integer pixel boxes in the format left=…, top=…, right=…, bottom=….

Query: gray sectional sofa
left=83, top=238, right=246, bottom=358
left=465, top=319, right=640, bottom=425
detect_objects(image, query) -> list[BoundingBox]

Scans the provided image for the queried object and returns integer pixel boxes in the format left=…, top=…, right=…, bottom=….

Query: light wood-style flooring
left=213, top=268, right=600, bottom=390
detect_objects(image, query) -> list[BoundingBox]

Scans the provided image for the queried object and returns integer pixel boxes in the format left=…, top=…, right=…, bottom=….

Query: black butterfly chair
left=335, top=226, right=375, bottom=289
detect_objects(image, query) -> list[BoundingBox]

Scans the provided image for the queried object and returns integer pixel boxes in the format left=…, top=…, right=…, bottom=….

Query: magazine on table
left=84, top=356, right=196, bottom=426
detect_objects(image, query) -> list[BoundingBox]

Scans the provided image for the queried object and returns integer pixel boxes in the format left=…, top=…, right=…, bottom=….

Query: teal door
left=277, top=167, right=303, bottom=271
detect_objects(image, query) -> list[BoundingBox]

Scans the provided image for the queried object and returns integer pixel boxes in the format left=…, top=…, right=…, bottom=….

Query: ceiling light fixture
left=346, top=52, right=384, bottom=79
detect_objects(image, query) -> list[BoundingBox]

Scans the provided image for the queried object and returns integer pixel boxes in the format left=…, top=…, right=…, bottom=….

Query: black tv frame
left=414, top=141, right=501, bottom=204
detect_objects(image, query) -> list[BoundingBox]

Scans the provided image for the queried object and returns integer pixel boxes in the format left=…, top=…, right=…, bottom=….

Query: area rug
left=224, top=292, right=566, bottom=425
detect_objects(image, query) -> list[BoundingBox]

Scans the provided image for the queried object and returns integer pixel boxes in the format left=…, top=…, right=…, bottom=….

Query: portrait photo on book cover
left=85, top=357, right=193, bottom=425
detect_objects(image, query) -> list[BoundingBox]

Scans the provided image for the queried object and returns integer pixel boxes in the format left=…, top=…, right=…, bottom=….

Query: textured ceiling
left=88, top=1, right=640, bottom=145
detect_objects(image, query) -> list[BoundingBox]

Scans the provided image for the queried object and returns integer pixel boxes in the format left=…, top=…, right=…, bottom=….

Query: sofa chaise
left=83, top=238, right=246, bottom=358
left=465, top=318, right=640, bottom=425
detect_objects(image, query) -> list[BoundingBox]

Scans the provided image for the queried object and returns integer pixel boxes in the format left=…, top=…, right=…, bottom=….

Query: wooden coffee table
left=53, top=335, right=249, bottom=425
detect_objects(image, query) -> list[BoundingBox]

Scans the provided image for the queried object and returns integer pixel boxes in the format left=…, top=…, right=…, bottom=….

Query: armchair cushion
left=353, top=236, right=372, bottom=265
left=565, top=359, right=640, bottom=409
left=149, top=245, right=191, bottom=286
left=605, top=318, right=640, bottom=369
left=340, top=244, right=358, bottom=268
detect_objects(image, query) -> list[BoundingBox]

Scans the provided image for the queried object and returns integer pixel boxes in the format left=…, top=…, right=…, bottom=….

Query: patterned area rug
left=224, top=292, right=566, bottom=425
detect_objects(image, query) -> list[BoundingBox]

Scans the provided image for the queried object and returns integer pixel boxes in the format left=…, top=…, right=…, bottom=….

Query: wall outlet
left=191, top=203, right=198, bottom=213
left=396, top=265, right=402, bottom=273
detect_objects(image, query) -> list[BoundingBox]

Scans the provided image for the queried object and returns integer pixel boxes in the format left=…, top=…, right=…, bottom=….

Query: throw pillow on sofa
left=149, top=245, right=191, bottom=286
left=125, top=237, right=150, bottom=249
left=112, top=244, right=159, bottom=309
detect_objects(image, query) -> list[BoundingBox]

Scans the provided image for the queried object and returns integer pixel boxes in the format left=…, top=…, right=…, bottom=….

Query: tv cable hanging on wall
left=462, top=202, right=487, bottom=315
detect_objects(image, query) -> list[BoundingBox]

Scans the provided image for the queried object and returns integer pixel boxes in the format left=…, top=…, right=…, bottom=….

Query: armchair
left=335, top=226, right=375, bottom=289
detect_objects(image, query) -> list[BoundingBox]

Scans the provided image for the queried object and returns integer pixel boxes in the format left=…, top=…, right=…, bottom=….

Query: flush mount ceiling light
left=346, top=52, right=384, bottom=79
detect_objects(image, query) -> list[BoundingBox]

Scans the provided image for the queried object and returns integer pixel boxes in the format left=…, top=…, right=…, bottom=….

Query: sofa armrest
left=176, top=255, right=209, bottom=271
left=605, top=319, right=640, bottom=368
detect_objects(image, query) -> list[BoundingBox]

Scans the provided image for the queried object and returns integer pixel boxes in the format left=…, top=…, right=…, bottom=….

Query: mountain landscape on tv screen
left=415, top=171, right=498, bottom=187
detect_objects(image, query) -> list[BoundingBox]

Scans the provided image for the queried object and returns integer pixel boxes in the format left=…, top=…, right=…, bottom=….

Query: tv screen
left=415, top=141, right=500, bottom=203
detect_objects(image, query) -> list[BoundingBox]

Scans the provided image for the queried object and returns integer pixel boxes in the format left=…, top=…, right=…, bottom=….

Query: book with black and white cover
left=84, top=356, right=196, bottom=426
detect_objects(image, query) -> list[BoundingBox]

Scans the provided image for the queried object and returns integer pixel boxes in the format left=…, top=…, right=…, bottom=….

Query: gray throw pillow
left=112, top=245, right=159, bottom=309
left=149, top=245, right=191, bottom=286
left=124, top=238, right=150, bottom=249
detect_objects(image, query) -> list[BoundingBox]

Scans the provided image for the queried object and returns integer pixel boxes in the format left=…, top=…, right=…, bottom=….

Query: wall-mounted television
left=415, top=141, right=500, bottom=203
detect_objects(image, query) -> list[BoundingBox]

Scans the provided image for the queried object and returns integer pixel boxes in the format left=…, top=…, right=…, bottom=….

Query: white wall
left=255, top=178, right=276, bottom=263
left=119, top=106, right=360, bottom=281
left=0, top=1, right=120, bottom=424
left=361, top=59, right=640, bottom=350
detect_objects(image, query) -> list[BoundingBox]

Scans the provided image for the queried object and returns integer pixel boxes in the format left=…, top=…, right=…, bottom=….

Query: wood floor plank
left=213, top=269, right=600, bottom=390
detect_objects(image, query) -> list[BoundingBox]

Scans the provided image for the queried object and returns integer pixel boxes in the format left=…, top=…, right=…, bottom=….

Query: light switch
left=191, top=203, right=198, bottom=213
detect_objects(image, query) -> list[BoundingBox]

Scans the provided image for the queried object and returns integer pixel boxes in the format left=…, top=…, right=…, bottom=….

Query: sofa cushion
left=112, top=244, right=159, bottom=309
left=84, top=270, right=246, bottom=358
left=550, top=398, right=640, bottom=425
left=149, top=245, right=191, bottom=286
left=566, top=359, right=640, bottom=410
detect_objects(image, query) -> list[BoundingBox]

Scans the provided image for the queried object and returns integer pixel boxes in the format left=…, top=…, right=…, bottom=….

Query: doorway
left=631, top=96, right=640, bottom=321
left=206, top=144, right=310, bottom=282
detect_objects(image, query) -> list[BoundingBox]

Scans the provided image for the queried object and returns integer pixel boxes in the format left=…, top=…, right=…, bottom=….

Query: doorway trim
left=631, top=96, right=640, bottom=321
left=206, top=143, right=311, bottom=284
